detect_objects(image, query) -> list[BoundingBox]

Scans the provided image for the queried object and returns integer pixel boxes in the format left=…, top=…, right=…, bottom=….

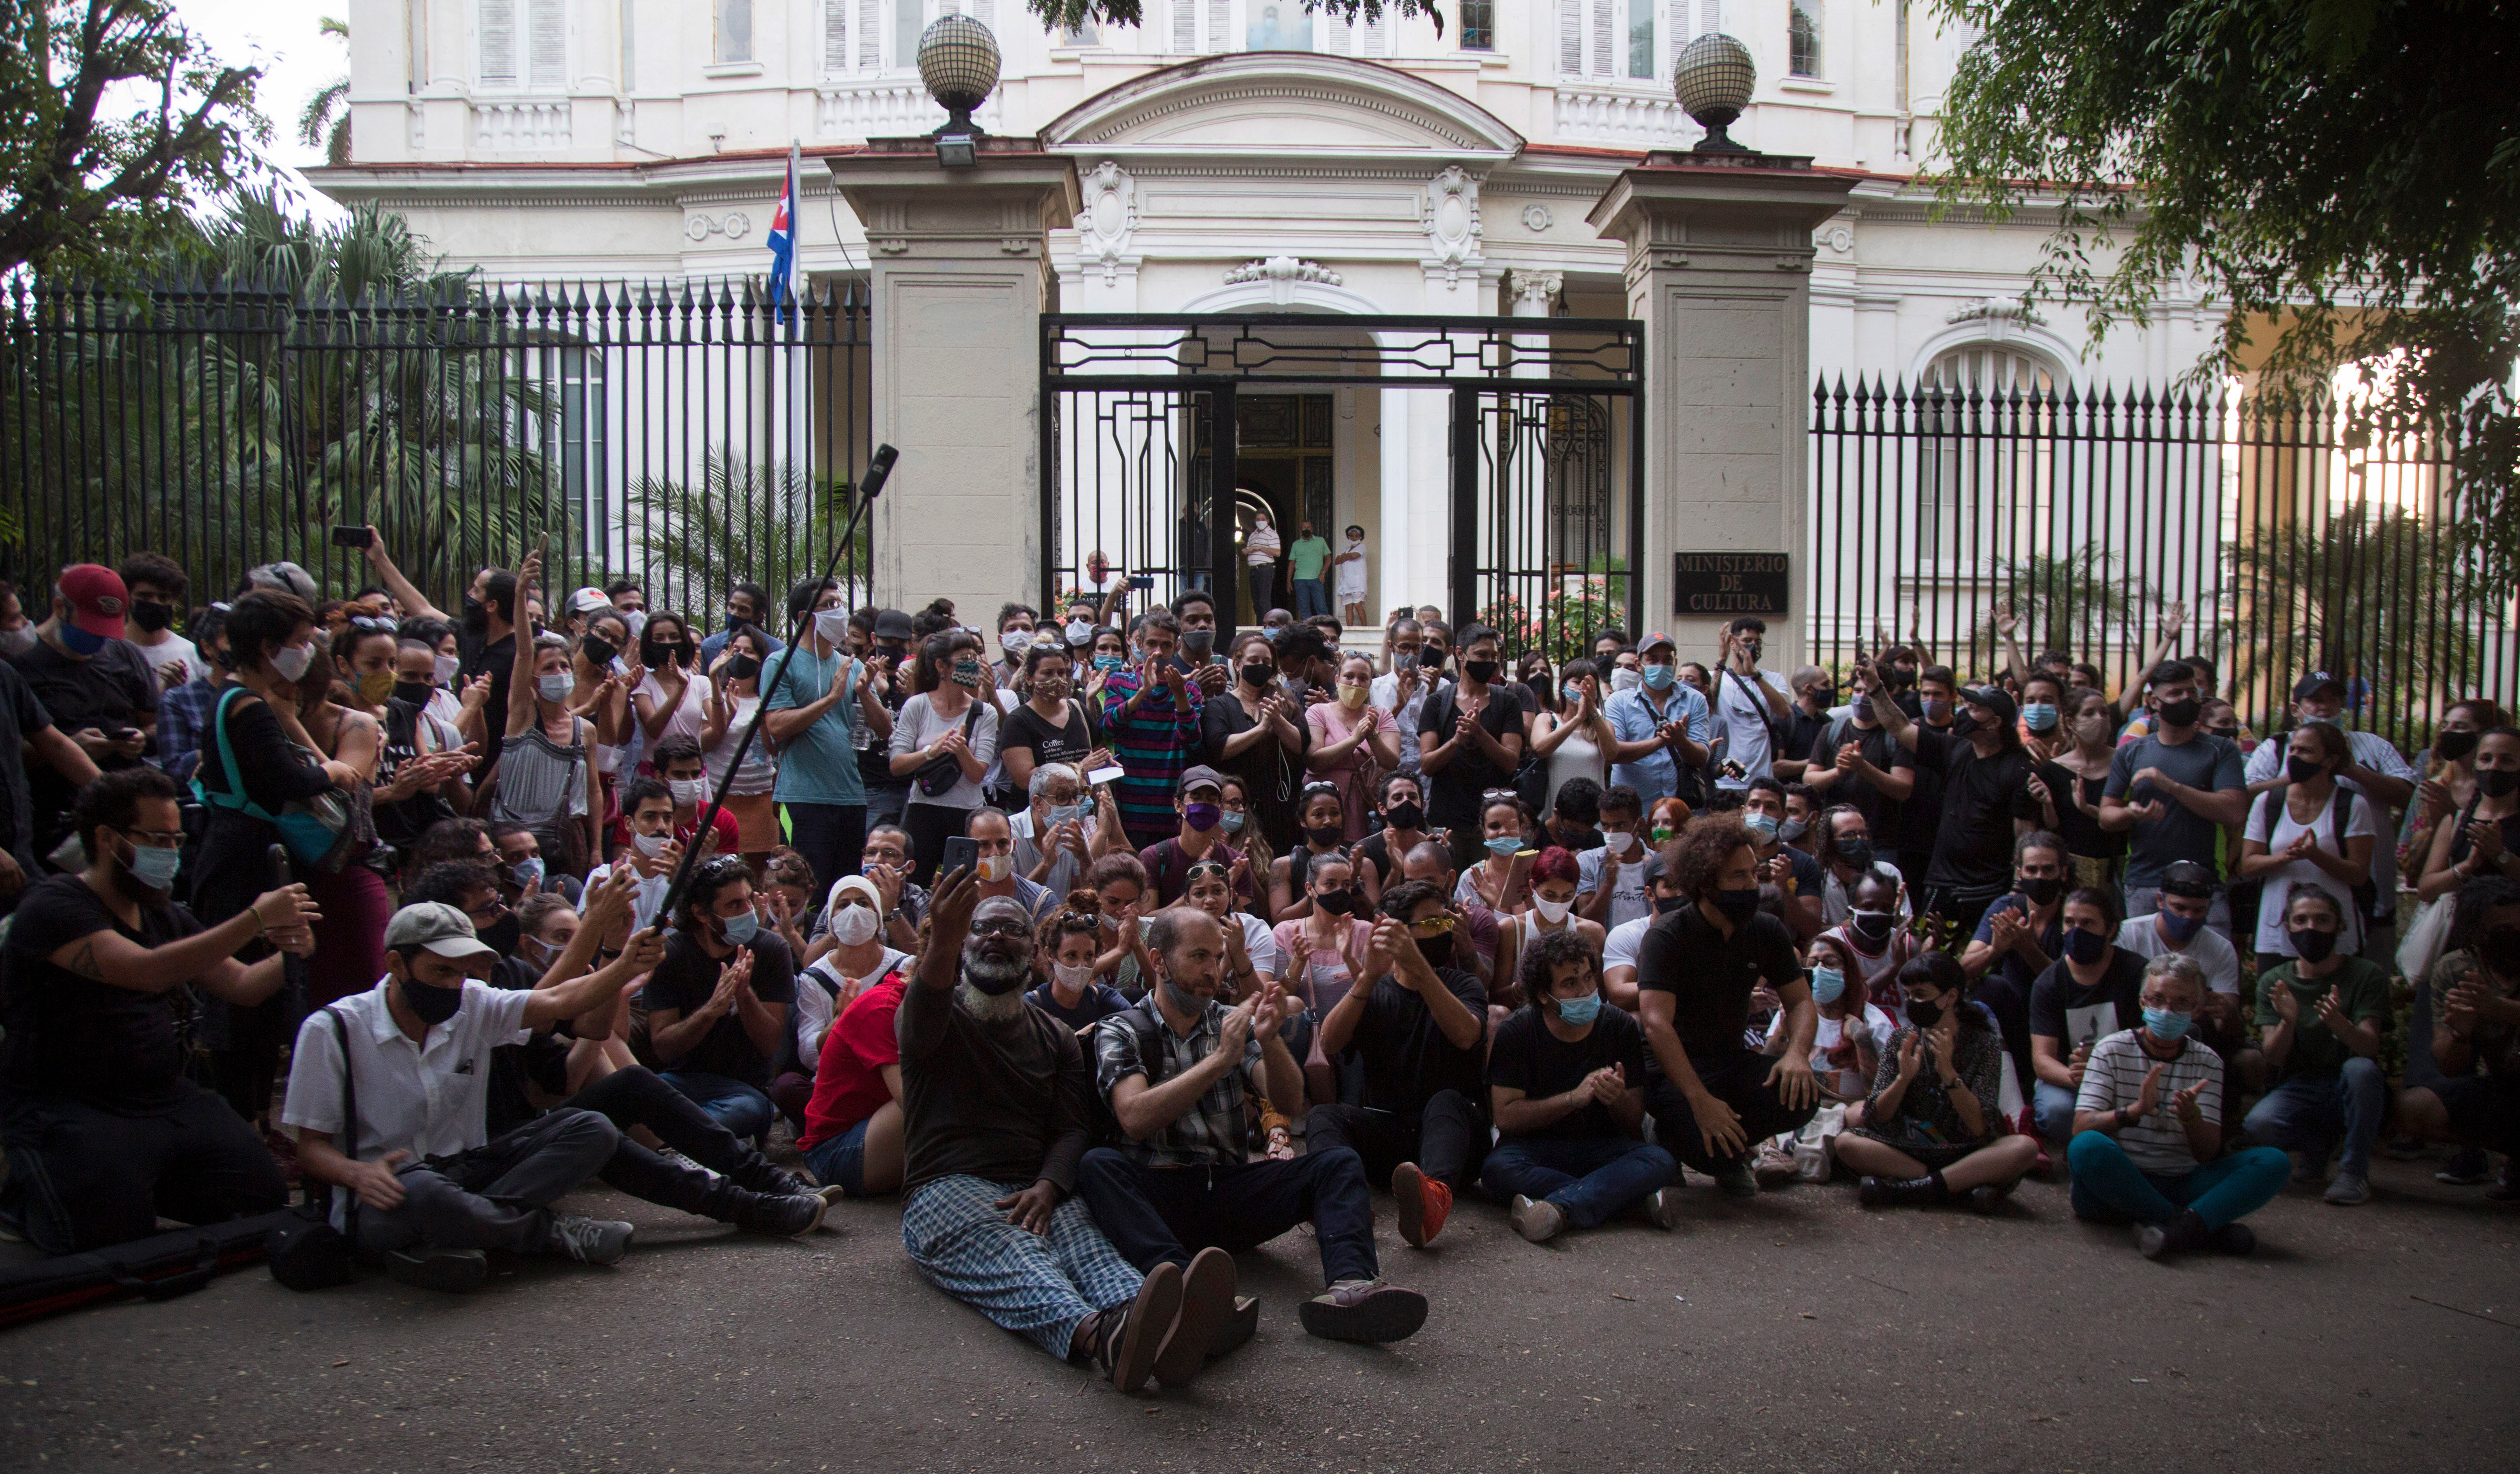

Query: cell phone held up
left=939, top=835, right=981, bottom=880
left=330, top=525, right=376, bottom=549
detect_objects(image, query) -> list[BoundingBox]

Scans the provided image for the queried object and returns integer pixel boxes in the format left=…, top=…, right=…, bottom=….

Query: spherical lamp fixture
left=919, top=14, right=1001, bottom=138
left=1672, top=32, right=1757, bottom=153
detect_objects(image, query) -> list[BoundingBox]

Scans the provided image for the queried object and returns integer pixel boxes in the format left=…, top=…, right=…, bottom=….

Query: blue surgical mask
left=2022, top=702, right=2059, bottom=732
left=1642, top=664, right=1676, bottom=691
left=1562, top=682, right=1584, bottom=703
left=537, top=672, right=573, bottom=703
left=1743, top=813, right=1780, bottom=842
left=1219, top=810, right=1246, bottom=833
left=121, top=838, right=182, bottom=892
left=509, top=856, right=545, bottom=890
left=1554, top=993, right=1603, bottom=1026
left=1092, top=655, right=1124, bottom=673
left=1484, top=835, right=1521, bottom=856
left=60, top=622, right=109, bottom=657
left=1046, top=802, right=1085, bottom=826
left=1810, top=966, right=1846, bottom=1005
left=720, top=908, right=760, bottom=946
left=2142, top=1005, right=2191, bottom=1042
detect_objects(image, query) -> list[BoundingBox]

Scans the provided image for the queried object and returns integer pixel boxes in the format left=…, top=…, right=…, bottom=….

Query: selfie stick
left=656, top=444, right=898, bottom=925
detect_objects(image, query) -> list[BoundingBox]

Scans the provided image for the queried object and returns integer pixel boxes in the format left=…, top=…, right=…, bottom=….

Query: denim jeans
left=2065, top=1130, right=2288, bottom=1231
left=802, top=1117, right=872, bottom=1198
left=1479, top=1137, right=1677, bottom=1229
left=658, top=1071, right=776, bottom=1142
left=358, top=1108, right=619, bottom=1256
left=1075, top=1145, right=1378, bottom=1286
left=1292, top=578, right=1330, bottom=619
left=2242, top=1057, right=2385, bottom=1176
left=2033, top=1080, right=2081, bottom=1143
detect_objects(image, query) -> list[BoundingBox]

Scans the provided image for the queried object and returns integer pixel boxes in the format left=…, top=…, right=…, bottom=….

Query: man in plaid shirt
left=151, top=606, right=226, bottom=785
left=1076, top=905, right=1429, bottom=1347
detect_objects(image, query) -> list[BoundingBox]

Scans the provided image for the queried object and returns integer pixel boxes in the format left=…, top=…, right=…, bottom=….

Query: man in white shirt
left=283, top=902, right=658, bottom=1292
left=1601, top=865, right=1687, bottom=1011
left=1706, top=617, right=1793, bottom=793
left=1369, top=619, right=1449, bottom=771
left=2242, top=671, right=2417, bottom=942
left=1576, top=785, right=1655, bottom=929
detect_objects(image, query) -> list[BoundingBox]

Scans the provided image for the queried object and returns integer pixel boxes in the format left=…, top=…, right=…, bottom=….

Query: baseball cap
left=1638, top=630, right=1676, bottom=655
left=1963, top=685, right=2019, bottom=728
left=1178, top=764, right=1225, bottom=797
left=2291, top=671, right=2344, bottom=703
left=568, top=587, right=612, bottom=618
left=247, top=561, right=320, bottom=604
left=383, top=901, right=499, bottom=961
left=872, top=609, right=914, bottom=641
left=55, top=564, right=129, bottom=640
left=2159, top=860, right=2217, bottom=899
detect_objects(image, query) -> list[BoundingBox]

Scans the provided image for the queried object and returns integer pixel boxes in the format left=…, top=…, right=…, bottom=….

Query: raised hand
left=2135, top=1062, right=2166, bottom=1119
left=1896, top=1030, right=1923, bottom=1081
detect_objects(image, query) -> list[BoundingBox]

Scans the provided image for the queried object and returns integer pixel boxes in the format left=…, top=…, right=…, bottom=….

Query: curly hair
left=1516, top=927, right=1596, bottom=1014
left=1665, top=815, right=1753, bottom=900
left=1034, top=896, right=1102, bottom=982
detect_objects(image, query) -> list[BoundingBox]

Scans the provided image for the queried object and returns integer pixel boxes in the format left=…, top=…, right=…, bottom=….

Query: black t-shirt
left=1419, top=683, right=1527, bottom=830
left=1911, top=726, right=2041, bottom=893
left=1486, top=1003, right=1646, bottom=1141
left=1352, top=968, right=1489, bottom=1119
left=2027, top=948, right=2147, bottom=1051
left=641, top=930, right=799, bottom=1086
left=1000, top=699, right=1095, bottom=774
left=0, top=873, right=199, bottom=1110
left=1635, top=904, right=1802, bottom=1062
left=1782, top=705, right=1830, bottom=774
left=0, top=661, right=54, bottom=871
left=462, top=632, right=516, bottom=770
left=374, top=697, right=461, bottom=849
left=1200, top=690, right=1310, bottom=852
left=10, top=638, right=157, bottom=849
left=1811, top=716, right=1912, bottom=847
left=2036, top=758, right=2125, bottom=863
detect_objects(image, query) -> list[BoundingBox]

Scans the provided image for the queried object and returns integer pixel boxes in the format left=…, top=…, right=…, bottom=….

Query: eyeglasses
left=1406, top=915, right=1455, bottom=935
left=118, top=826, right=185, bottom=847
left=969, top=916, right=1031, bottom=938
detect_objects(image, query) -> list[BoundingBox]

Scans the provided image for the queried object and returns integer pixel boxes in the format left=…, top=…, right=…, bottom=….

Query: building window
left=1627, top=0, right=1654, bottom=78
left=894, top=0, right=922, bottom=67
left=1919, top=344, right=2059, bottom=553
left=1247, top=2, right=1310, bottom=50
left=1461, top=0, right=1494, bottom=50
left=1061, top=21, right=1099, bottom=44
left=1788, top=0, right=1820, bottom=78
left=478, top=0, right=566, bottom=88
left=719, top=0, right=754, bottom=63
left=408, top=0, right=429, bottom=93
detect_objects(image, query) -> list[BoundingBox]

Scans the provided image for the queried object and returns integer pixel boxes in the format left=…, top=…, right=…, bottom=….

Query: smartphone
left=1128, top=573, right=1156, bottom=590
left=1086, top=762, right=1127, bottom=788
left=330, top=525, right=375, bottom=549
left=102, top=724, right=138, bottom=742
left=940, top=835, right=981, bottom=879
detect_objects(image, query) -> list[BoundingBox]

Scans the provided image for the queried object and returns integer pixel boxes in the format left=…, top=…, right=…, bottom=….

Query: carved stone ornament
left=1946, top=296, right=2045, bottom=327
left=1075, top=160, right=1138, bottom=284
left=1420, top=166, right=1484, bottom=289
left=1520, top=203, right=1553, bottom=232
left=1224, top=256, right=1344, bottom=305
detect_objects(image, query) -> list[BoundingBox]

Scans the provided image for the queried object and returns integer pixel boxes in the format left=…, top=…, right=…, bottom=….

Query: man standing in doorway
left=1243, top=505, right=1282, bottom=621
left=1287, top=520, right=1333, bottom=621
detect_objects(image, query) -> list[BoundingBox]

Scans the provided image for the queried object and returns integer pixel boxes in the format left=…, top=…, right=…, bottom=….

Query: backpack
left=1085, top=1000, right=1169, bottom=1149
left=194, top=686, right=361, bottom=870
left=2251, top=783, right=2381, bottom=928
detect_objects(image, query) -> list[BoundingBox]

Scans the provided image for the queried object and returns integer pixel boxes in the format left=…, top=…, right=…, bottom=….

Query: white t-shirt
left=581, top=863, right=674, bottom=933
left=1603, top=914, right=1654, bottom=980
left=2244, top=730, right=2415, bottom=902
left=1768, top=1002, right=1896, bottom=1100
left=1578, top=837, right=1656, bottom=929
left=1335, top=537, right=1369, bottom=598
left=1711, top=668, right=1791, bottom=790
left=2074, top=1030, right=2224, bottom=1174
left=635, top=671, right=709, bottom=750
left=1234, top=911, right=1282, bottom=982
left=2114, top=914, right=2243, bottom=996
left=2245, top=787, right=2379, bottom=957
left=131, top=631, right=211, bottom=686
left=888, top=692, right=1000, bottom=810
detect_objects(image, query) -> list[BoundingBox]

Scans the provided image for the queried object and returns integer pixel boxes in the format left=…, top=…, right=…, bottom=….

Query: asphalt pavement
left=4, top=1149, right=2515, bottom=1473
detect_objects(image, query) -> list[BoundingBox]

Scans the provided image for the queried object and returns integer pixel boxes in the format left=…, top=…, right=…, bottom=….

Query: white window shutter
left=859, top=0, right=880, bottom=67
left=824, top=0, right=849, bottom=71
left=1590, top=0, right=1612, bottom=75
left=480, top=0, right=518, bottom=84
left=1363, top=9, right=1385, bottom=53
left=527, top=0, right=565, bottom=87
left=1206, top=0, right=1229, bottom=52
left=1325, top=14, right=1350, bottom=53
left=1698, top=0, right=1720, bottom=34
left=1173, top=0, right=1195, bottom=50
left=1668, top=0, right=1686, bottom=53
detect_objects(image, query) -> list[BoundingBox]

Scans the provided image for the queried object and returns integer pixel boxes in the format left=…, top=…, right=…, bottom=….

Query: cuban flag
left=767, top=143, right=799, bottom=326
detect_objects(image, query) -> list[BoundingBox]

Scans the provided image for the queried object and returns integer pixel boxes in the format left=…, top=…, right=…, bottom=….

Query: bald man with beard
left=894, top=870, right=1205, bottom=1393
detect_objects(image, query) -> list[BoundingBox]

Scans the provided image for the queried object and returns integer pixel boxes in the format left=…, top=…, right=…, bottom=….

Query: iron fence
left=1809, top=376, right=2515, bottom=750
left=1, top=277, right=873, bottom=623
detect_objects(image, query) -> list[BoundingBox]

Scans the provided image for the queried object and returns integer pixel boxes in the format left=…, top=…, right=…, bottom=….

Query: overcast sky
left=174, top=0, right=349, bottom=220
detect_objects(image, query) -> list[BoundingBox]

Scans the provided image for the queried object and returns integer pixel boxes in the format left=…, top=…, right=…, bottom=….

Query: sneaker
left=2437, top=1147, right=2490, bottom=1186
left=1151, top=1247, right=1237, bottom=1387
left=1206, top=1295, right=1261, bottom=1361
left=1858, top=1175, right=1937, bottom=1208
left=1752, top=1147, right=1798, bottom=1187
left=1636, top=1186, right=1682, bottom=1231
left=1298, top=1279, right=1429, bottom=1344
left=545, top=1215, right=635, bottom=1266
left=736, top=1191, right=828, bottom=1238
left=816, top=1182, right=849, bottom=1208
left=1509, top=1195, right=1566, bottom=1244
left=1966, top=1185, right=2005, bottom=1215
left=2134, top=1210, right=2209, bottom=1261
left=1392, top=1163, right=1451, bottom=1247
left=2323, top=1172, right=2371, bottom=1206
left=1091, top=1263, right=1181, bottom=1393
left=1708, top=1157, right=1759, bottom=1199
left=2206, top=1221, right=2258, bottom=1257
left=385, top=1247, right=489, bottom=1293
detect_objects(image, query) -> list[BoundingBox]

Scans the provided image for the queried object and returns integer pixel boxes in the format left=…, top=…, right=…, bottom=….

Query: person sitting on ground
left=1140, top=764, right=1242, bottom=907
left=280, top=900, right=665, bottom=1291
left=1481, top=929, right=1680, bottom=1242
left=1601, top=861, right=1688, bottom=1012
left=968, top=805, right=1059, bottom=924
left=641, top=856, right=797, bottom=1142
left=1752, top=929, right=1897, bottom=1184
left=2393, top=876, right=2520, bottom=1200
left=1268, top=780, right=1355, bottom=921
left=1399, top=839, right=1500, bottom=990
left=1838, top=952, right=2040, bottom=1211
left=895, top=870, right=1195, bottom=1393
left=1820, top=864, right=1922, bottom=1015
left=1078, top=905, right=1427, bottom=1356
left=775, top=876, right=911, bottom=1126
left=0, top=769, right=318, bottom=1254
left=1961, top=831, right=2069, bottom=1101
left=1633, top=817, right=1822, bottom=1197
left=1810, top=804, right=1908, bottom=929
left=796, top=892, right=915, bottom=1200
left=2066, top=953, right=2290, bottom=1260
left=1031, top=899, right=1134, bottom=1030
left=1306, top=879, right=1490, bottom=1248
left=2243, top=888, right=2391, bottom=1206
left=2025, top=887, right=2146, bottom=1145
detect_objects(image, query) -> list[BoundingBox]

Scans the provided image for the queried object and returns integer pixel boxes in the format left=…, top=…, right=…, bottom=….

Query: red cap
left=55, top=564, right=128, bottom=640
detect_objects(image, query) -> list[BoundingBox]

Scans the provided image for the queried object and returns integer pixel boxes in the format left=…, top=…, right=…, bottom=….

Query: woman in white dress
left=1335, top=524, right=1371, bottom=626
left=1528, top=657, right=1612, bottom=820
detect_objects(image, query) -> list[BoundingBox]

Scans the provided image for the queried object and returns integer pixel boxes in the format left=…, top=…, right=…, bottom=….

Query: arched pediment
left=1041, top=53, right=1524, bottom=164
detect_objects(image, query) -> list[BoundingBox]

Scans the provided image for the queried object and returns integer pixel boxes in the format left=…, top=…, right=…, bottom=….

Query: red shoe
left=1392, top=1162, right=1451, bottom=1248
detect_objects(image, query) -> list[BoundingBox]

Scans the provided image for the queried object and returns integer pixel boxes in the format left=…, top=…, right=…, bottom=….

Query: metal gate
left=1041, top=313, right=1643, bottom=657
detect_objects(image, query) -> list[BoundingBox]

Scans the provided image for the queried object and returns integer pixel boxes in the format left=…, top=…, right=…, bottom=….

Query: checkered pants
left=900, top=1174, right=1146, bottom=1358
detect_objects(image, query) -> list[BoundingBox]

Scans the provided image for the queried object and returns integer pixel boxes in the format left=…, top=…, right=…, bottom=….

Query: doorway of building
left=1231, top=393, right=1333, bottom=621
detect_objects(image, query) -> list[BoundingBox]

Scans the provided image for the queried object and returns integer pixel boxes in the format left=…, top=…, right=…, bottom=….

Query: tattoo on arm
left=66, top=940, right=103, bottom=980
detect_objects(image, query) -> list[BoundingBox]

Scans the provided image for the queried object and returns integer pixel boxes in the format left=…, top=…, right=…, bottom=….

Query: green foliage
left=0, top=1, right=268, bottom=281
left=1023, top=0, right=1442, bottom=37
left=1977, top=542, right=2158, bottom=666
left=1931, top=0, right=2520, bottom=590
left=1477, top=575, right=1629, bottom=663
left=620, top=453, right=865, bottom=619
left=297, top=16, right=351, bottom=167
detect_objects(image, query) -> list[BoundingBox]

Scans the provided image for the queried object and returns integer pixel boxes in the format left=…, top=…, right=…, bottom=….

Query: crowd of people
left=0, top=542, right=2515, bottom=1392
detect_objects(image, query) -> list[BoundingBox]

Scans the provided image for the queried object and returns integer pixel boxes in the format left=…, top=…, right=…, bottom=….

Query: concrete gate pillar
left=827, top=140, right=1080, bottom=619
left=1587, top=154, right=1856, bottom=671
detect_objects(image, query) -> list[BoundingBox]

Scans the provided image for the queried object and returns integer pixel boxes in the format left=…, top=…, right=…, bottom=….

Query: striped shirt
left=2074, top=1028, right=2223, bottom=1175
left=1098, top=667, right=1204, bottom=850
left=488, top=719, right=588, bottom=831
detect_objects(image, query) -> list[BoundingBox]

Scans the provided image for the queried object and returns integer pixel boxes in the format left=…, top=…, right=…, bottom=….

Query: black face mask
left=2022, top=876, right=2065, bottom=906
left=461, top=595, right=487, bottom=631
left=1306, top=823, right=1343, bottom=850
left=478, top=913, right=523, bottom=956
left=1414, top=932, right=1454, bottom=969
left=1834, top=836, right=1873, bottom=870
left=1905, top=996, right=1944, bottom=1030
left=1464, top=659, right=1499, bottom=684
left=1240, top=662, right=1275, bottom=689
left=2288, top=926, right=2339, bottom=964
left=2286, top=754, right=2328, bottom=785
left=1385, top=799, right=1424, bottom=832
left=728, top=655, right=762, bottom=683
left=2062, top=927, right=2107, bottom=965
left=1711, top=886, right=1760, bottom=923
left=1950, top=709, right=1980, bottom=737
left=1653, top=894, right=1689, bottom=916
left=129, top=599, right=174, bottom=634
left=1418, top=647, right=1446, bottom=670
left=2433, top=729, right=2481, bottom=763
left=643, top=639, right=686, bottom=668
left=401, top=973, right=465, bottom=1026
left=2157, top=697, right=2202, bottom=730
left=2479, top=768, right=2520, bottom=799
left=582, top=635, right=617, bottom=668
left=1850, top=909, right=1896, bottom=943
left=2481, top=925, right=2520, bottom=975
left=391, top=678, right=434, bottom=707
left=1314, top=888, right=1355, bottom=916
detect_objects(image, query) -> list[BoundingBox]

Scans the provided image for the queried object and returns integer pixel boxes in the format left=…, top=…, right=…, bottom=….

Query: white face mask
left=829, top=902, right=880, bottom=946
left=432, top=652, right=461, bottom=687
left=976, top=852, right=1014, bottom=883
left=812, top=607, right=851, bottom=646
left=1002, top=630, right=1032, bottom=659
left=1608, top=667, right=1642, bottom=693
left=271, top=643, right=315, bottom=681
left=1534, top=897, right=1572, bottom=924
left=621, top=609, right=648, bottom=642
left=629, top=831, right=667, bottom=858
left=1606, top=829, right=1639, bottom=856
left=669, top=778, right=708, bottom=807
left=1053, top=961, right=1095, bottom=991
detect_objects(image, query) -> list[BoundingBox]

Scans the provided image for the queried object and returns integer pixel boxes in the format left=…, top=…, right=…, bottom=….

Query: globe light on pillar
left=919, top=14, right=1000, bottom=167
left=1672, top=32, right=1758, bottom=154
